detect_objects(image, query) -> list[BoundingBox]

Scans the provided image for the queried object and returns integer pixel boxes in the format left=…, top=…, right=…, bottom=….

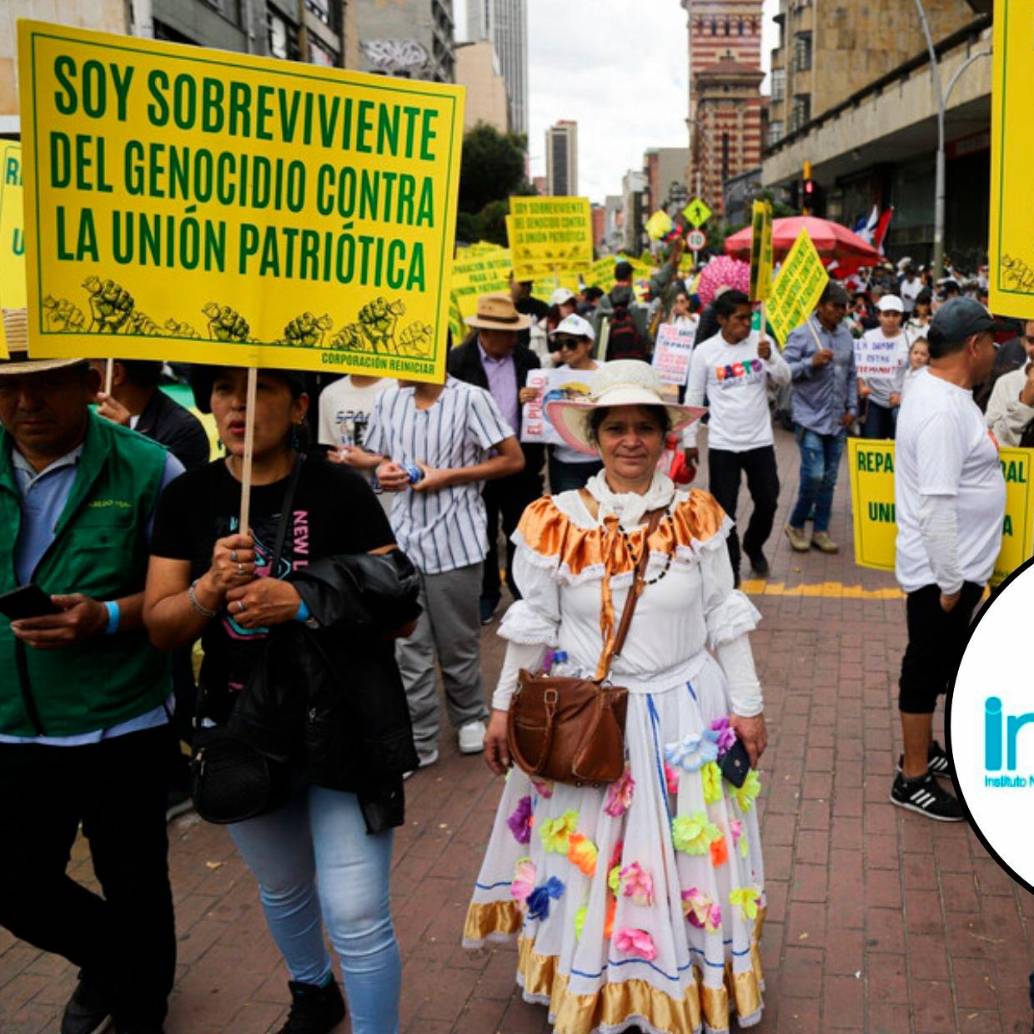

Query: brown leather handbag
left=506, top=509, right=663, bottom=787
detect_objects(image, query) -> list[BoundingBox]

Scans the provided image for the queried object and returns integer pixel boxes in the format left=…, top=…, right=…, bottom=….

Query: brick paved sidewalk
left=3, top=427, right=1033, bottom=1034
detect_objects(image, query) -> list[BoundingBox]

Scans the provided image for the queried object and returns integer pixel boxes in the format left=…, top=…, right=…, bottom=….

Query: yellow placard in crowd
left=17, top=20, right=464, bottom=383
left=749, top=199, right=773, bottom=302
left=584, top=256, right=616, bottom=289
left=645, top=210, right=673, bottom=241
left=508, top=195, right=592, bottom=281
left=847, top=440, right=1034, bottom=585
left=766, top=229, right=827, bottom=347
left=989, top=2, right=1034, bottom=319
left=450, top=247, right=513, bottom=321
left=0, top=140, right=26, bottom=359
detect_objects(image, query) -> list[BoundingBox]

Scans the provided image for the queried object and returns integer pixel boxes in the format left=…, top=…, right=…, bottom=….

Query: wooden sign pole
left=238, top=366, right=257, bottom=535
left=103, top=357, right=114, bottom=396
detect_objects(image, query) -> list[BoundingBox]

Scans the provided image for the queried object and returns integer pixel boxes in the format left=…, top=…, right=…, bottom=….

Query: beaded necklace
left=620, top=514, right=674, bottom=587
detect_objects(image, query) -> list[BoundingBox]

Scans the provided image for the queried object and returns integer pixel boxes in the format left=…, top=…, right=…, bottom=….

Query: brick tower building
left=681, top=0, right=765, bottom=217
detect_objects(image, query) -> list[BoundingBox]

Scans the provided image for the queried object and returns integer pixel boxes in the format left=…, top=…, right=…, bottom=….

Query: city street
left=1, top=427, right=1031, bottom=1034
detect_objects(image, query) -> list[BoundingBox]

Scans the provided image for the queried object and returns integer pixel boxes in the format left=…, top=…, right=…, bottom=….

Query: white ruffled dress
left=464, top=487, right=767, bottom=1034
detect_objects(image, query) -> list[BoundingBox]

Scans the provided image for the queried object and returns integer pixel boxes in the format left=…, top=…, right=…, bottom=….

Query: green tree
left=459, top=123, right=529, bottom=215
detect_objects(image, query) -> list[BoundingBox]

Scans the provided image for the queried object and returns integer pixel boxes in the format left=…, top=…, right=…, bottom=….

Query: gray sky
left=456, top=0, right=779, bottom=205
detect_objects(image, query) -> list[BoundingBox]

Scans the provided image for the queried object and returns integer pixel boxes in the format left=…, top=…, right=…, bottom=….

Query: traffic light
left=802, top=161, right=814, bottom=215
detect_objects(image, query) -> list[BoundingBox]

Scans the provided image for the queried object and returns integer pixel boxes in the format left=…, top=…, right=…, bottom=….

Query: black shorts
left=898, top=581, right=985, bottom=714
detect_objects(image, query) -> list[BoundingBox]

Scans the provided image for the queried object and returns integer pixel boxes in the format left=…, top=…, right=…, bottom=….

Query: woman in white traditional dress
left=464, top=361, right=769, bottom=1034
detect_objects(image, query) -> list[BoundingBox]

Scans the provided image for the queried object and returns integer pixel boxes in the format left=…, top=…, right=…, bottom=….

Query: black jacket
left=447, top=334, right=545, bottom=479
left=231, top=551, right=422, bottom=834
left=138, top=389, right=210, bottom=471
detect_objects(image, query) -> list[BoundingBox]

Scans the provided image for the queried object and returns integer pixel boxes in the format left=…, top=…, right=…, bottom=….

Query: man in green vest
left=0, top=345, right=184, bottom=1034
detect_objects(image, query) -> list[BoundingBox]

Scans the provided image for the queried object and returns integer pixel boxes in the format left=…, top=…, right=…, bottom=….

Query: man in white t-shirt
left=856, top=294, right=910, bottom=440
left=892, top=297, right=1003, bottom=821
left=899, top=264, right=923, bottom=316
left=684, top=289, right=791, bottom=583
left=317, top=374, right=393, bottom=512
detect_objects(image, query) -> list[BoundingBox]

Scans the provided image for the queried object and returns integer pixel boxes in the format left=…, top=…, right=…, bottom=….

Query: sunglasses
left=554, top=336, right=583, bottom=350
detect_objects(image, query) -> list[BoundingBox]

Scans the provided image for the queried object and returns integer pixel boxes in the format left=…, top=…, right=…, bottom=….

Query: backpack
left=606, top=304, right=648, bottom=362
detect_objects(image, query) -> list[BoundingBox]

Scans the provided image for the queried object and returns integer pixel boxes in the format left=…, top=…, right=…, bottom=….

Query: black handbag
left=190, top=457, right=304, bottom=825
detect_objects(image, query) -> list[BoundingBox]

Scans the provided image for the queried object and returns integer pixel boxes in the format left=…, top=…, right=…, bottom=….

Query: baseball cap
left=876, top=295, right=904, bottom=313
left=550, top=287, right=576, bottom=307
left=549, top=313, right=595, bottom=341
left=929, top=297, right=995, bottom=345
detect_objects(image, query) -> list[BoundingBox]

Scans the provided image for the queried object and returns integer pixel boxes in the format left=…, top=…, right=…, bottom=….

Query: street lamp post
left=913, top=0, right=991, bottom=281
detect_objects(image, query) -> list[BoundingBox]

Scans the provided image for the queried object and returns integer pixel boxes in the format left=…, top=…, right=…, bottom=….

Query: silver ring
left=237, top=600, right=247, bottom=614
left=230, top=549, right=238, bottom=563
left=236, top=562, right=244, bottom=576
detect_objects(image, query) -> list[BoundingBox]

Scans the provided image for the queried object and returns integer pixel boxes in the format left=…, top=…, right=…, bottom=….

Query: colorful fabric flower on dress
left=526, top=877, right=565, bottom=921
left=681, top=888, right=722, bottom=932
left=618, top=862, right=654, bottom=906
left=608, top=838, right=624, bottom=872
left=709, top=835, right=729, bottom=867
left=729, top=818, right=749, bottom=859
left=729, top=886, right=761, bottom=921
left=664, top=730, right=720, bottom=773
left=574, top=904, right=588, bottom=939
left=531, top=777, right=554, bottom=799
left=709, top=716, right=738, bottom=756
left=613, top=928, right=658, bottom=961
left=607, top=864, right=622, bottom=896
left=507, top=796, right=533, bottom=844
left=567, top=833, right=599, bottom=877
left=729, top=770, right=761, bottom=812
left=671, top=812, right=720, bottom=856
left=664, top=762, right=680, bottom=797
left=700, top=761, right=723, bottom=804
left=603, top=765, right=636, bottom=817
left=604, top=896, right=617, bottom=939
left=510, top=857, right=536, bottom=903
left=539, top=810, right=579, bottom=854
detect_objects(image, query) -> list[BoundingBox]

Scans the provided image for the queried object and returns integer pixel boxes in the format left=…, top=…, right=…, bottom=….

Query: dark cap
left=614, top=260, right=633, bottom=281
left=929, top=297, right=995, bottom=345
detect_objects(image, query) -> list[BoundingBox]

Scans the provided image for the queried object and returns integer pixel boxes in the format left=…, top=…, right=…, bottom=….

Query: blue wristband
left=294, top=599, right=311, bottom=623
left=104, top=600, right=120, bottom=636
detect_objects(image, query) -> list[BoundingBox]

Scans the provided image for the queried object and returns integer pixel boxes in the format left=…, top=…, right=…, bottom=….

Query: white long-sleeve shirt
left=682, top=330, right=791, bottom=451
left=986, top=367, right=1034, bottom=447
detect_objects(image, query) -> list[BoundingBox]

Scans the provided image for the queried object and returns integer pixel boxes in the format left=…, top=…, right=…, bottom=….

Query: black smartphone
left=0, top=585, right=61, bottom=621
left=719, top=736, right=752, bottom=788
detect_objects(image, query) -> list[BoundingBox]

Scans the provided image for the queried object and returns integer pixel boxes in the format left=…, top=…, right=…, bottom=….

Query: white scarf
left=584, top=470, right=675, bottom=530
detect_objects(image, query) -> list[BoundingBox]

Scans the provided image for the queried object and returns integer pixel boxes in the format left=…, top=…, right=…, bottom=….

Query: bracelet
left=103, top=600, right=120, bottom=636
left=295, top=599, right=311, bottom=623
left=188, top=579, right=218, bottom=619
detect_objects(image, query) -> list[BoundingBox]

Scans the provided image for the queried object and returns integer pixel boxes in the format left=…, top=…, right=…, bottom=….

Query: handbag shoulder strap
left=270, top=454, right=305, bottom=572
left=594, top=504, right=666, bottom=679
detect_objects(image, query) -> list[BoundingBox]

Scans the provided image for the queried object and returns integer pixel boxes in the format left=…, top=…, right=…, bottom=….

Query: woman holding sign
left=144, top=367, right=417, bottom=1034
left=467, top=360, right=769, bottom=1034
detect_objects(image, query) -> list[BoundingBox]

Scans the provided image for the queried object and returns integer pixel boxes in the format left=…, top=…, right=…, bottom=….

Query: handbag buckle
left=544, top=688, right=559, bottom=705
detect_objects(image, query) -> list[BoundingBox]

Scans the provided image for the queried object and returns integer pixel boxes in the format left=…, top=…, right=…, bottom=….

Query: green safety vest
left=0, top=412, right=171, bottom=737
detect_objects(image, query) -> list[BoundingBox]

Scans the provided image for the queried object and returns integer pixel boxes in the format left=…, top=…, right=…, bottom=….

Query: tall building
left=355, top=0, right=455, bottom=82
left=621, top=169, right=647, bottom=253
left=644, top=147, right=691, bottom=214
left=455, top=40, right=509, bottom=132
left=465, top=0, right=528, bottom=138
left=767, top=0, right=975, bottom=146
left=681, top=0, right=765, bottom=216
left=546, top=120, right=579, bottom=197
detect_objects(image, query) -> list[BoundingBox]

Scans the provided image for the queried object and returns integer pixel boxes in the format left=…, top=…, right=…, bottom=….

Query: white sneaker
left=403, top=748, right=439, bottom=780
left=458, top=720, right=487, bottom=755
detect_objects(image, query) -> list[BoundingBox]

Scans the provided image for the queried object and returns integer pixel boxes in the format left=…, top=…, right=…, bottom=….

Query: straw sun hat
left=545, top=360, right=705, bottom=456
left=463, top=292, right=532, bottom=331
left=0, top=309, right=86, bottom=376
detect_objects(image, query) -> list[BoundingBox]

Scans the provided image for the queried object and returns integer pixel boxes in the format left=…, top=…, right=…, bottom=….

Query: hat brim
left=545, top=393, right=706, bottom=456
left=464, top=313, right=532, bottom=331
left=0, top=355, right=88, bottom=377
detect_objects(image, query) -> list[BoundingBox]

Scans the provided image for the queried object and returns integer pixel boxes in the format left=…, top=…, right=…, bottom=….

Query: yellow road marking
left=741, top=579, right=904, bottom=600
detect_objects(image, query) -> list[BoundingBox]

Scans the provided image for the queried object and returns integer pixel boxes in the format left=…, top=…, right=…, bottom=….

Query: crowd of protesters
left=0, top=241, right=1012, bottom=1034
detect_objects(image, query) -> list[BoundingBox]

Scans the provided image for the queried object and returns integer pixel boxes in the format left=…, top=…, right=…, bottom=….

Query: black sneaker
left=747, top=551, right=770, bottom=578
left=896, top=740, right=953, bottom=782
left=277, top=978, right=346, bottom=1034
left=62, top=973, right=112, bottom=1034
left=479, top=595, right=500, bottom=626
left=890, top=772, right=964, bottom=822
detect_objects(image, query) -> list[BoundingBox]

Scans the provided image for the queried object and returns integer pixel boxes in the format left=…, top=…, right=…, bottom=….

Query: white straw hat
left=545, top=360, right=705, bottom=456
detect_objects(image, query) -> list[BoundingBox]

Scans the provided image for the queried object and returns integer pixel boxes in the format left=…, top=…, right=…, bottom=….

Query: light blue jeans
left=229, top=785, right=400, bottom=1034
left=789, top=427, right=846, bottom=533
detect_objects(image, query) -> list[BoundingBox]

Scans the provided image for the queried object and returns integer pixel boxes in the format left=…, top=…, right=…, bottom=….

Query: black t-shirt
left=151, top=455, right=394, bottom=709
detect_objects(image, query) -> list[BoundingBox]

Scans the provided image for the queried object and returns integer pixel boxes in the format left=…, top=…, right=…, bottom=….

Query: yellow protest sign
left=847, top=440, right=1034, bottom=585
left=584, top=256, right=616, bottom=289
left=450, top=248, right=512, bottom=321
left=766, top=229, right=827, bottom=347
left=508, top=196, right=592, bottom=281
left=465, top=240, right=504, bottom=255
left=749, top=199, right=773, bottom=302
left=990, top=2, right=1034, bottom=318
left=645, top=210, right=673, bottom=241
left=17, top=20, right=464, bottom=383
left=0, top=141, right=26, bottom=359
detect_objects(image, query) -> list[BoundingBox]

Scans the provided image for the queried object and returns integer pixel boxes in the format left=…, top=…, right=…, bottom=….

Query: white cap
left=876, top=294, right=904, bottom=313
left=897, top=256, right=913, bottom=270
left=549, top=313, right=595, bottom=341
left=550, top=287, right=576, bottom=307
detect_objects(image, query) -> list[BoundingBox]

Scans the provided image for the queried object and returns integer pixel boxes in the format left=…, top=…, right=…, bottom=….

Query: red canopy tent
left=723, top=216, right=881, bottom=277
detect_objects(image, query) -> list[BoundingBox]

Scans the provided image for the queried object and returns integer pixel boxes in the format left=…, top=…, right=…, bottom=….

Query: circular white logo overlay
left=949, top=562, right=1034, bottom=891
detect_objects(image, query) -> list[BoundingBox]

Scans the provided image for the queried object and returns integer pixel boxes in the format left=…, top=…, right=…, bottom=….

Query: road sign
left=687, top=228, right=708, bottom=251
left=683, top=197, right=713, bottom=228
